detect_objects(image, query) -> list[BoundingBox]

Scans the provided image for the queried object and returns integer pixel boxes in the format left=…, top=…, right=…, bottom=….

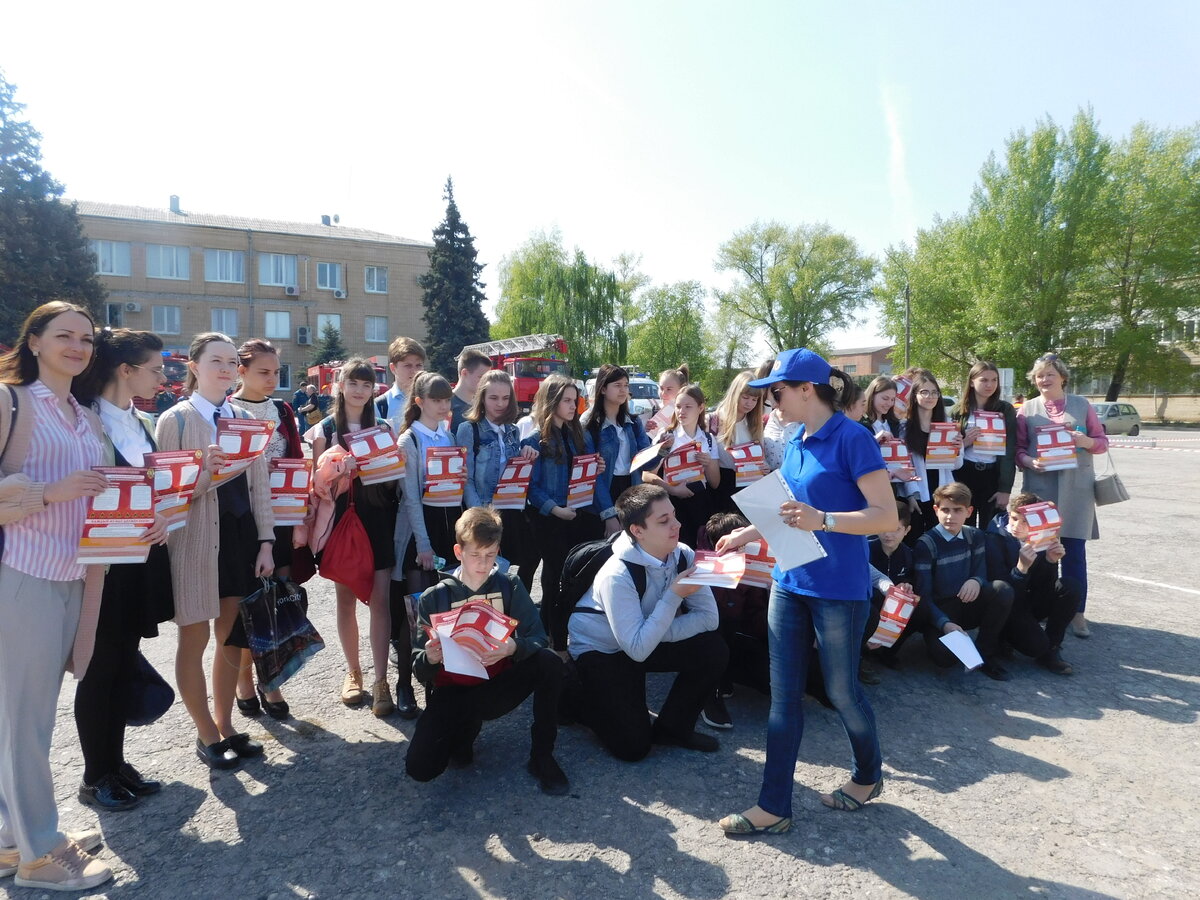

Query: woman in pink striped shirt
left=0, top=301, right=114, bottom=892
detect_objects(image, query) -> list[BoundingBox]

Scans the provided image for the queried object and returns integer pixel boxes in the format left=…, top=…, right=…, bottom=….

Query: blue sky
left=2, top=0, right=1197, bottom=348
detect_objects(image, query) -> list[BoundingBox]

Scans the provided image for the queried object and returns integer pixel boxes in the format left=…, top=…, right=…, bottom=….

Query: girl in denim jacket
left=583, top=364, right=653, bottom=537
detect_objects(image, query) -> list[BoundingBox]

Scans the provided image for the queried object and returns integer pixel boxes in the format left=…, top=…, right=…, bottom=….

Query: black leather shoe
left=652, top=727, right=720, bottom=753
left=527, top=754, right=570, bottom=796
left=257, top=685, right=290, bottom=720
left=235, top=692, right=262, bottom=717
left=116, top=762, right=161, bottom=796
left=225, top=733, right=264, bottom=758
left=196, top=738, right=239, bottom=770
left=395, top=683, right=419, bottom=720
left=980, top=661, right=1012, bottom=682
left=78, top=774, right=139, bottom=811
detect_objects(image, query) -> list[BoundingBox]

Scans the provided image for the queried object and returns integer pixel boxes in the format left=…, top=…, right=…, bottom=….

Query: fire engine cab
left=461, top=334, right=570, bottom=414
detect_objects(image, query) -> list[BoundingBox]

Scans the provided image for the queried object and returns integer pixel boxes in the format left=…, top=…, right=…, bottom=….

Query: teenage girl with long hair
left=707, top=370, right=765, bottom=513
left=899, top=369, right=962, bottom=542
left=583, top=364, right=652, bottom=536
left=230, top=339, right=304, bottom=719
left=648, top=363, right=689, bottom=436
left=398, top=372, right=460, bottom=573
left=864, top=376, right=901, bottom=438
left=951, top=361, right=1018, bottom=529
left=457, top=370, right=540, bottom=591
left=642, top=383, right=720, bottom=548
left=309, top=359, right=400, bottom=715
left=71, top=328, right=173, bottom=812
left=523, top=373, right=602, bottom=650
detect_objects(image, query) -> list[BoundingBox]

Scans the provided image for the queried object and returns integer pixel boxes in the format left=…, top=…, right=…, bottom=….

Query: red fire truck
left=133, top=353, right=189, bottom=414
left=462, top=334, right=570, bottom=413
left=307, top=360, right=389, bottom=398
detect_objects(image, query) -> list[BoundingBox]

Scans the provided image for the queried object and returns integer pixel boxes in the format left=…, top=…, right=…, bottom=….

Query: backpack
left=562, top=533, right=688, bottom=615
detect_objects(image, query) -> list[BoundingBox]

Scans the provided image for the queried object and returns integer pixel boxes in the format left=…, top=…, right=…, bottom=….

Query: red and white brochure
left=970, top=411, right=1006, bottom=456
left=646, top=404, right=674, bottom=435
left=741, top=540, right=777, bottom=590
left=422, top=446, right=467, bottom=507
left=677, top=550, right=746, bottom=588
left=347, top=425, right=405, bottom=485
left=566, top=452, right=601, bottom=509
left=212, top=417, right=274, bottom=484
left=1019, top=500, right=1062, bottom=551
left=145, top=449, right=203, bottom=531
left=269, top=458, right=312, bottom=526
left=729, top=442, right=768, bottom=487
left=76, top=467, right=155, bottom=565
left=892, top=377, right=913, bottom=417
left=427, top=599, right=519, bottom=680
left=1035, top=424, right=1078, bottom=470
left=664, top=441, right=704, bottom=486
left=867, top=585, right=920, bottom=648
left=631, top=442, right=665, bottom=473
left=880, top=438, right=912, bottom=470
left=492, top=458, right=533, bottom=510
left=925, top=422, right=961, bottom=469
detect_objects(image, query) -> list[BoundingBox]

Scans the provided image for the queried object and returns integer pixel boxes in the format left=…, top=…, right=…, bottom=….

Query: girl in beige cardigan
left=155, top=334, right=275, bottom=770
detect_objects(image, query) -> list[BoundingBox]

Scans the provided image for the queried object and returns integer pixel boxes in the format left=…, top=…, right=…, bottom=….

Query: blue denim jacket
left=456, top=419, right=523, bottom=508
left=523, top=427, right=596, bottom=516
left=590, top=416, right=653, bottom=520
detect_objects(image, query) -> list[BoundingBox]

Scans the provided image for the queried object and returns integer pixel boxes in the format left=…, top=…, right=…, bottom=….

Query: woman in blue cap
left=714, top=349, right=898, bottom=835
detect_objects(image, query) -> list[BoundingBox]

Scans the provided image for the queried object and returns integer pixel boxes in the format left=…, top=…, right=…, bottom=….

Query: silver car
left=1094, top=401, right=1142, bottom=436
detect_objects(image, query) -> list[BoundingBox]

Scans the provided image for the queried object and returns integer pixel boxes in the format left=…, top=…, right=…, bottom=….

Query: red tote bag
left=318, top=485, right=376, bottom=603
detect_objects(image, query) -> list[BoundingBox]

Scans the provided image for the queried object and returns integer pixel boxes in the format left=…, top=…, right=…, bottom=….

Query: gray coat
left=1019, top=394, right=1100, bottom=541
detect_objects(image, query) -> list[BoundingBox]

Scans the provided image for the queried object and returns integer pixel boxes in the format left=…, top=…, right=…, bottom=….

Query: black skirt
left=97, top=543, right=175, bottom=641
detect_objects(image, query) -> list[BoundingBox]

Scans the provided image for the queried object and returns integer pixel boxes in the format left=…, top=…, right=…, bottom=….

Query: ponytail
left=812, top=368, right=855, bottom=412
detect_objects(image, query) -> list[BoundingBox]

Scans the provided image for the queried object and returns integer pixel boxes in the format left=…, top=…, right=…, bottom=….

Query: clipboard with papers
left=732, top=469, right=826, bottom=571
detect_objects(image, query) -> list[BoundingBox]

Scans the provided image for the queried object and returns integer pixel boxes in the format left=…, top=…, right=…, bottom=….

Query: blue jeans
left=1060, top=537, right=1088, bottom=613
left=757, top=585, right=882, bottom=819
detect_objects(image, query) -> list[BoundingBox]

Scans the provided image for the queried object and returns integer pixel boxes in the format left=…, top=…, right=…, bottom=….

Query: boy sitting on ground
left=985, top=492, right=1078, bottom=676
left=407, top=506, right=568, bottom=795
left=568, top=484, right=727, bottom=761
left=914, top=482, right=1015, bottom=681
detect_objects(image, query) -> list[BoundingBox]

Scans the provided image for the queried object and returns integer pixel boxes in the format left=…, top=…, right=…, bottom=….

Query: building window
left=264, top=311, right=291, bottom=340
left=211, top=308, right=239, bottom=336
left=364, top=265, right=389, bottom=293
left=316, top=314, right=342, bottom=337
left=146, top=244, right=190, bottom=280
left=153, top=305, right=181, bottom=335
left=259, top=253, right=298, bottom=287
left=90, top=240, right=131, bottom=276
left=317, top=262, right=343, bottom=291
left=365, top=316, right=388, bottom=343
left=104, top=303, right=123, bottom=327
left=843, top=364, right=857, bottom=374
left=278, top=363, right=292, bottom=391
left=204, top=249, right=245, bottom=283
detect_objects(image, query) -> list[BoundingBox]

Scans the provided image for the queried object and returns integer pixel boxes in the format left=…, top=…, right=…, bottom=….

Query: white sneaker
left=14, top=838, right=112, bottom=892
left=1070, top=613, right=1091, bottom=638
left=0, top=829, right=101, bottom=877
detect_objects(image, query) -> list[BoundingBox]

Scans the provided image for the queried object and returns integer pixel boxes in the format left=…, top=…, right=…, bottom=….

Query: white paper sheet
left=435, top=623, right=490, bottom=680
left=732, top=470, right=826, bottom=571
left=939, top=630, right=984, bottom=671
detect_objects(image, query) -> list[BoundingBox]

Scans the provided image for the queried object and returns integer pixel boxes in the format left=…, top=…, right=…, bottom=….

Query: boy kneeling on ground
left=568, top=484, right=727, bottom=761
left=407, top=506, right=568, bottom=795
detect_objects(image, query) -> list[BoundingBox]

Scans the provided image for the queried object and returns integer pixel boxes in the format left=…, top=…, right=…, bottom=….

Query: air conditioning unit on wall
left=296, top=326, right=312, bottom=345
left=124, top=302, right=142, bottom=313
left=285, top=285, right=299, bottom=296
left=333, top=289, right=346, bottom=300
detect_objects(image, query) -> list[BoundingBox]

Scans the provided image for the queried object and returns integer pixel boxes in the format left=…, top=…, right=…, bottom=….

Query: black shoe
left=395, top=683, right=419, bottom=720
left=858, top=660, right=882, bottom=685
left=225, top=733, right=264, bottom=758
left=652, top=726, right=720, bottom=753
left=527, top=754, right=570, bottom=796
left=196, top=738, right=239, bottom=770
left=116, top=762, right=161, bottom=796
left=1036, top=646, right=1074, bottom=676
left=78, top=774, right=139, bottom=811
left=701, top=694, right=733, bottom=730
left=257, top=685, right=291, bottom=720
left=979, top=661, right=1012, bottom=682
left=448, top=740, right=475, bottom=769
left=235, top=692, right=262, bottom=717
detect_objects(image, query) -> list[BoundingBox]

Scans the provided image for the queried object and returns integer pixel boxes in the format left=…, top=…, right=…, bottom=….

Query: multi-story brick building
left=828, top=344, right=897, bottom=380
left=76, top=197, right=432, bottom=394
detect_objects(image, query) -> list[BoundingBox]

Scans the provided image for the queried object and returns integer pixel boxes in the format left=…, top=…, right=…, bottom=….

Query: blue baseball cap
left=748, top=348, right=832, bottom=388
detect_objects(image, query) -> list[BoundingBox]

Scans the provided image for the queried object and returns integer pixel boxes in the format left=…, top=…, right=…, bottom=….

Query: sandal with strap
left=822, top=778, right=883, bottom=812
left=718, top=812, right=792, bottom=835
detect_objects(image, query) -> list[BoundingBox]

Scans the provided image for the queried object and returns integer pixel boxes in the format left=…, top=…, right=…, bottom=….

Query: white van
left=583, top=372, right=662, bottom=423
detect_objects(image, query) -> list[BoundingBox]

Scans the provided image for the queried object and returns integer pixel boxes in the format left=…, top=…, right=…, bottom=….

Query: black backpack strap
left=623, top=559, right=648, bottom=597
left=375, top=395, right=388, bottom=420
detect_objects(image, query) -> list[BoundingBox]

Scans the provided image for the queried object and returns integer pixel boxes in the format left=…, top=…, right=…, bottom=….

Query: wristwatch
left=822, top=512, right=836, bottom=533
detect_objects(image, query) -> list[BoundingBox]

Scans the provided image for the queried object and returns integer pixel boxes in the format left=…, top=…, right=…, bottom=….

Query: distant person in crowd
left=568, top=484, right=726, bottom=761
left=292, top=381, right=309, bottom=413
left=449, top=348, right=493, bottom=434
left=376, top=337, right=426, bottom=432
left=900, top=369, right=962, bottom=543
left=155, top=387, right=177, bottom=415
left=1015, top=353, right=1107, bottom=638
left=648, top=363, right=689, bottom=437
left=952, top=361, right=1018, bottom=528
left=583, top=364, right=653, bottom=537
left=641, top=382, right=719, bottom=549
left=708, top=370, right=766, bottom=513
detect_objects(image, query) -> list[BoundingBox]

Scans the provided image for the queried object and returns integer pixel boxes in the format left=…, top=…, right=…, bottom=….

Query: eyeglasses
left=131, top=364, right=166, bottom=376
left=916, top=389, right=941, bottom=398
left=1038, top=353, right=1059, bottom=362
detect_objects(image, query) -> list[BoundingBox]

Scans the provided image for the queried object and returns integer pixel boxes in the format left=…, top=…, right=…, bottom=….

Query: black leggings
left=75, top=629, right=139, bottom=784
left=529, top=511, right=600, bottom=650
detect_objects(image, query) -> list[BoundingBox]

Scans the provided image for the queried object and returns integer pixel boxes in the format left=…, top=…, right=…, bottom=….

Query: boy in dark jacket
left=406, top=507, right=568, bottom=795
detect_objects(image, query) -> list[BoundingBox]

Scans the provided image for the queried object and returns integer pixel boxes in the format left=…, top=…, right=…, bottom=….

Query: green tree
left=612, top=251, right=650, bottom=365
left=311, top=321, right=348, bottom=365
left=716, top=221, right=877, bottom=355
left=0, top=70, right=105, bottom=342
left=706, top=293, right=756, bottom=397
left=419, top=177, right=491, bottom=378
left=627, top=282, right=709, bottom=386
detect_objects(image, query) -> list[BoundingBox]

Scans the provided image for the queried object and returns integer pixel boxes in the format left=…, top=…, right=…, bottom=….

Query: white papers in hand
left=435, top=623, right=490, bottom=680
left=733, top=470, right=826, bottom=572
left=939, top=630, right=983, bottom=671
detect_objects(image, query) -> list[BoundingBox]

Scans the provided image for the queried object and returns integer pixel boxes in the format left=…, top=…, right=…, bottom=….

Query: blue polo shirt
left=776, top=412, right=887, bottom=601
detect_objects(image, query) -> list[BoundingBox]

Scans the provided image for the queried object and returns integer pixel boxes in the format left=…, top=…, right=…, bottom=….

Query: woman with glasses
left=1016, top=354, right=1107, bottom=638
left=900, top=370, right=963, bottom=542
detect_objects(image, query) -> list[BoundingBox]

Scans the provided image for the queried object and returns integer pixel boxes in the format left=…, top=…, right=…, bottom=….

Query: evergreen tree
left=0, top=70, right=105, bottom=343
left=311, top=321, right=349, bottom=365
left=419, top=177, right=491, bottom=378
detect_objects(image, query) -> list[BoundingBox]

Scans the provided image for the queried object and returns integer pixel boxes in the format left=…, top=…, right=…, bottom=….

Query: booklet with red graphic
left=867, top=585, right=920, bottom=649
left=677, top=550, right=746, bottom=588
left=145, top=449, right=204, bottom=531
left=664, top=441, right=704, bottom=486
left=422, top=446, right=467, bottom=507
left=426, top=600, right=520, bottom=680
left=269, top=458, right=312, bottom=526
left=347, top=425, right=405, bottom=485
left=1019, top=500, right=1062, bottom=551
left=880, top=438, right=912, bottom=470
left=729, top=442, right=768, bottom=487
left=741, top=539, right=777, bottom=590
left=1035, top=424, right=1077, bottom=470
left=77, top=467, right=156, bottom=565
left=566, top=452, right=601, bottom=509
left=646, top=404, right=674, bottom=435
left=492, top=457, right=534, bottom=509
left=892, top=377, right=913, bottom=417
left=970, top=411, right=1006, bottom=456
left=925, top=422, right=961, bottom=469
left=212, top=418, right=275, bottom=484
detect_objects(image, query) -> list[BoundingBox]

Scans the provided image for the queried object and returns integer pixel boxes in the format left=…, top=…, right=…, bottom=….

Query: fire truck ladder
left=462, top=334, right=565, bottom=358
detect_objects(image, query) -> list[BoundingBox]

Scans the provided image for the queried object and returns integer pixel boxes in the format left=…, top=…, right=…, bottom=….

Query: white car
left=584, top=374, right=662, bottom=423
